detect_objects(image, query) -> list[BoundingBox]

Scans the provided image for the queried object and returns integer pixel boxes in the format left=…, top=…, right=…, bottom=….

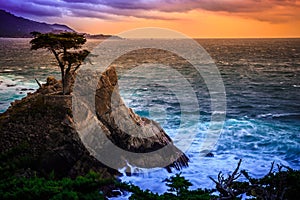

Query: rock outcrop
left=0, top=91, right=117, bottom=179
left=0, top=66, right=188, bottom=179
left=94, top=66, right=189, bottom=172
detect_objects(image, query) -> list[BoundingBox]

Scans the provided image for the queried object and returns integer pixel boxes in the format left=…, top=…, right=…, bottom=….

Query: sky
left=1, top=0, right=300, bottom=38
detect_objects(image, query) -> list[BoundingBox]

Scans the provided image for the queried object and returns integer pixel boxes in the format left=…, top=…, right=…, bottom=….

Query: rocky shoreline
left=0, top=66, right=188, bottom=182
left=1, top=65, right=300, bottom=200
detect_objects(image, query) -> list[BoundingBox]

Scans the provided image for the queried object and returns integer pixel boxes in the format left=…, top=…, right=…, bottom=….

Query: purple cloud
left=0, top=0, right=62, bottom=17
left=0, top=0, right=299, bottom=22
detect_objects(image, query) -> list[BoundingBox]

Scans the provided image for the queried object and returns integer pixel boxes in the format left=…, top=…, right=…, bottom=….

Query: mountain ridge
left=0, top=10, right=75, bottom=38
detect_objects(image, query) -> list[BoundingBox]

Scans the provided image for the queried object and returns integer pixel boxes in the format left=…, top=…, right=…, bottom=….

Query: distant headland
left=0, top=10, right=119, bottom=39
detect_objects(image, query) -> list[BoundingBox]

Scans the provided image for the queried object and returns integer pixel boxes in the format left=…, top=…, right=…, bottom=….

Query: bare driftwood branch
left=210, top=160, right=295, bottom=200
left=281, top=164, right=293, bottom=171
left=268, top=161, right=275, bottom=175
left=209, top=159, right=243, bottom=199
left=227, top=159, right=242, bottom=184
left=35, top=78, right=42, bottom=88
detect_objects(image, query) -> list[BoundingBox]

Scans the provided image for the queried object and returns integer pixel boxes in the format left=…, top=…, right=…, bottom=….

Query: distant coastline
left=0, top=34, right=122, bottom=39
left=0, top=9, right=121, bottom=39
left=83, top=34, right=122, bottom=40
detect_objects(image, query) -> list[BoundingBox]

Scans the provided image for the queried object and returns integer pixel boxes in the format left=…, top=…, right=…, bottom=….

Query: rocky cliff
left=0, top=66, right=188, bottom=179
left=94, top=66, right=189, bottom=171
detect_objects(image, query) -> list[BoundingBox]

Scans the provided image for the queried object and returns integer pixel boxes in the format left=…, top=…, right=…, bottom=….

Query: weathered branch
left=35, top=78, right=42, bottom=88
left=281, top=164, right=293, bottom=171
left=209, top=159, right=243, bottom=199
left=227, top=159, right=242, bottom=184
left=51, top=49, right=64, bottom=69
left=66, top=63, right=72, bottom=77
left=268, top=161, right=275, bottom=175
left=74, top=63, right=81, bottom=72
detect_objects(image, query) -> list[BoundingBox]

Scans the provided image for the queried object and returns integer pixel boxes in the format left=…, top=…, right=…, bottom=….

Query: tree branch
left=35, top=78, right=42, bottom=88
left=51, top=48, right=64, bottom=69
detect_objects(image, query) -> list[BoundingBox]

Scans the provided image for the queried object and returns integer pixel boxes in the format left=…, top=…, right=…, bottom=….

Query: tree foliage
left=1, top=145, right=300, bottom=200
left=30, top=32, right=89, bottom=94
left=117, top=173, right=213, bottom=200
left=164, top=172, right=193, bottom=196
left=0, top=171, right=112, bottom=200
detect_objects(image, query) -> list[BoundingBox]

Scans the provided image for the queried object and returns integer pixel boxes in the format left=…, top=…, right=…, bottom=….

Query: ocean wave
left=257, top=113, right=300, bottom=119
left=0, top=75, right=38, bottom=113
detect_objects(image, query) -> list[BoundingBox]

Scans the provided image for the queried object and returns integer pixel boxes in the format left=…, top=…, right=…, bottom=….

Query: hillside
left=0, top=10, right=74, bottom=38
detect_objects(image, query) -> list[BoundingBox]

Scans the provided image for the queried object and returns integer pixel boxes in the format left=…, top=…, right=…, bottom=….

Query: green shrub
left=1, top=158, right=300, bottom=200
left=0, top=171, right=112, bottom=200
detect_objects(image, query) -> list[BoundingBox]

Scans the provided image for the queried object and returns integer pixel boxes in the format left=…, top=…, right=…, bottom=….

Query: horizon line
left=1, top=36, right=300, bottom=40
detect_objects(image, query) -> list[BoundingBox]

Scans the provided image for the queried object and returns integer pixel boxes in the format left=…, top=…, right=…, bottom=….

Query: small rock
left=46, top=76, right=58, bottom=85
left=6, top=84, right=16, bottom=87
left=205, top=152, right=214, bottom=157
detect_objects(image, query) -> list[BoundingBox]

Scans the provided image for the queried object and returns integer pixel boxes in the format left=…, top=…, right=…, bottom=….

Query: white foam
left=113, top=117, right=300, bottom=197
left=0, top=75, right=38, bottom=113
left=258, top=112, right=300, bottom=118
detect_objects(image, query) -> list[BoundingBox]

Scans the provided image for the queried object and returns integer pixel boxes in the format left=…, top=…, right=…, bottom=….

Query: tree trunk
left=50, top=48, right=65, bottom=95
left=61, top=66, right=65, bottom=95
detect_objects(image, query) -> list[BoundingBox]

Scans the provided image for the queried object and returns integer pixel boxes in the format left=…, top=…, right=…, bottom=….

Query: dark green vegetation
left=118, top=160, right=300, bottom=200
left=209, top=160, right=300, bottom=200
left=30, top=32, right=89, bottom=94
left=0, top=170, right=115, bottom=200
left=118, top=173, right=214, bottom=200
left=1, top=152, right=300, bottom=200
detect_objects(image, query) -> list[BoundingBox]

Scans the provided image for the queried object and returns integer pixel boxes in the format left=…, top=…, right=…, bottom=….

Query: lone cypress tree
left=30, top=32, right=89, bottom=95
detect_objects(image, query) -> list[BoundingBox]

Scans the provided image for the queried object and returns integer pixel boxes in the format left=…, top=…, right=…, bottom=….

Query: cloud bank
left=1, top=0, right=299, bottom=22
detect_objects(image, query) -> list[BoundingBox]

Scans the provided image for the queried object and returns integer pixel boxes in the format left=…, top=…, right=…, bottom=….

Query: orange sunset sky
left=1, top=0, right=300, bottom=38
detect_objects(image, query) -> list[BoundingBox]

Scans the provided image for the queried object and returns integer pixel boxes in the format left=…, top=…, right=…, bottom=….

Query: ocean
left=0, top=38, right=299, bottom=194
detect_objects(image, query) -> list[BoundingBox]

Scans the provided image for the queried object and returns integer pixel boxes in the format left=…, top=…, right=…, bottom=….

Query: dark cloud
left=0, top=0, right=62, bottom=17
left=80, top=0, right=298, bottom=14
left=0, top=0, right=299, bottom=22
left=56, top=1, right=177, bottom=20
left=99, top=0, right=155, bottom=10
left=69, top=9, right=116, bottom=20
